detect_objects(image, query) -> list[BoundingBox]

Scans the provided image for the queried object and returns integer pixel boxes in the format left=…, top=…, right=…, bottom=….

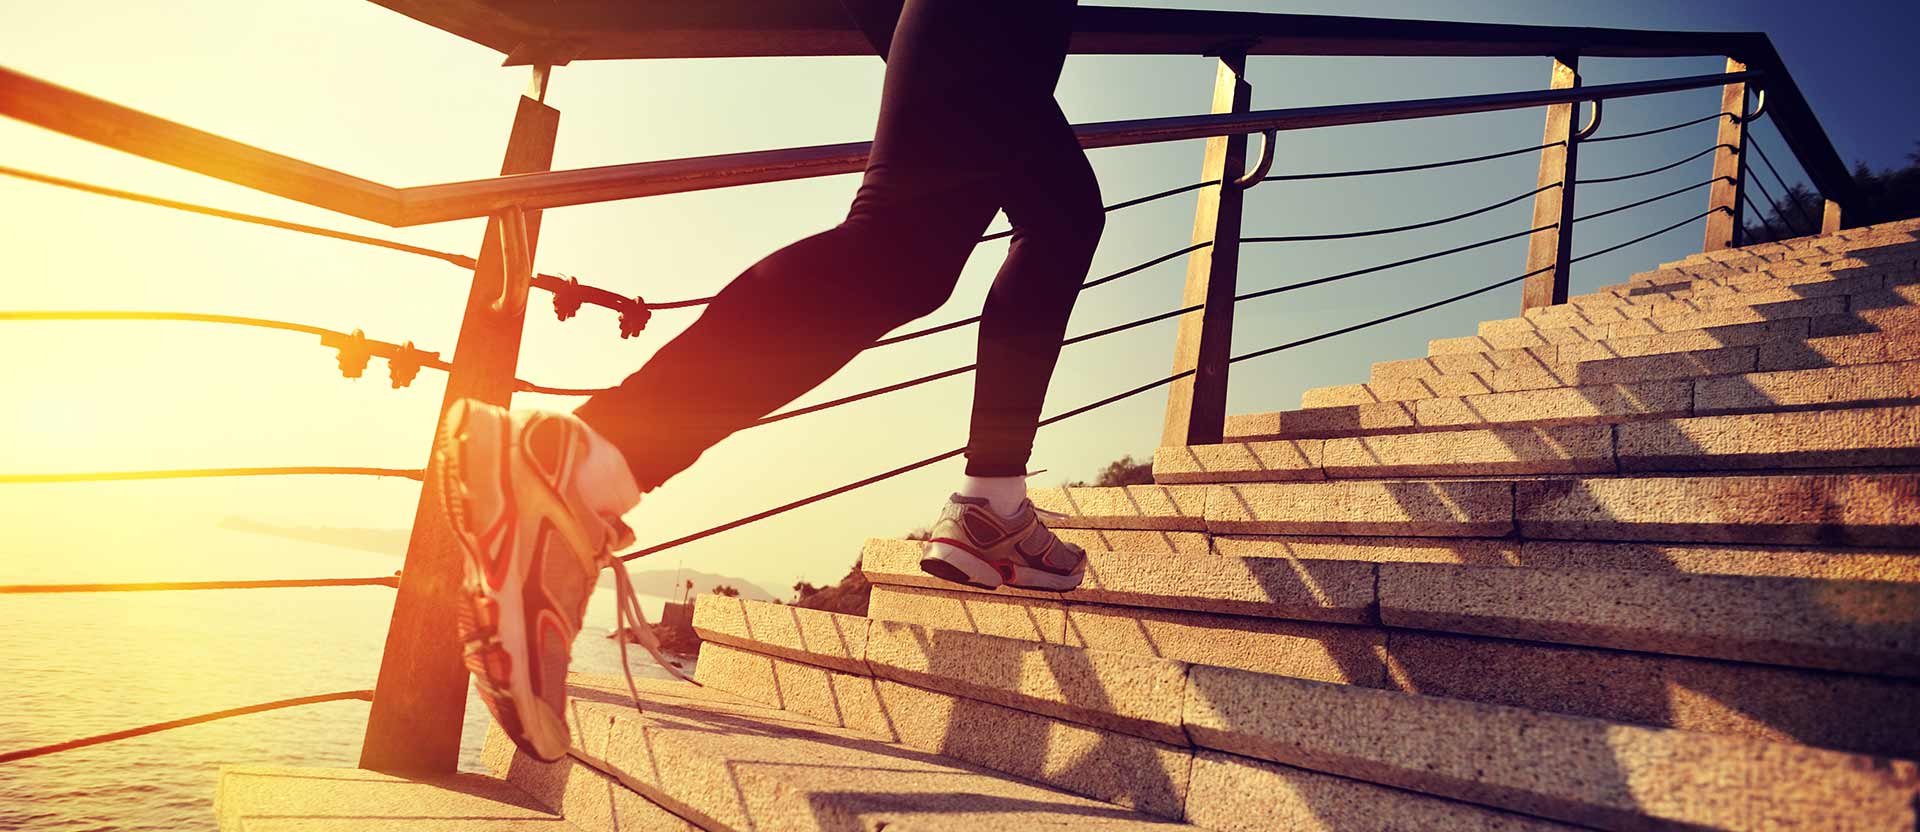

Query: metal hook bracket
left=1233, top=128, right=1277, bottom=190
left=1572, top=97, right=1603, bottom=143
left=1739, top=87, right=1768, bottom=124
left=491, top=204, right=533, bottom=317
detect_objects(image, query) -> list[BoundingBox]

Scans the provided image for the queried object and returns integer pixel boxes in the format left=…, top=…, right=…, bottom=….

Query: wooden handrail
left=0, top=66, right=1764, bottom=228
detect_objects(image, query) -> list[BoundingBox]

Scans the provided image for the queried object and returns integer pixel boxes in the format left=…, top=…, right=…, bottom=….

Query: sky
left=2, top=0, right=1915, bottom=598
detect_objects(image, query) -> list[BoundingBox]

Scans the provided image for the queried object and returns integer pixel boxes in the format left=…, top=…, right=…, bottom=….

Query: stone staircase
left=217, top=219, right=1920, bottom=830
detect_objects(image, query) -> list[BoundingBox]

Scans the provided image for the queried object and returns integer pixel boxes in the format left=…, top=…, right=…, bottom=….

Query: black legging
left=575, top=0, right=1101, bottom=490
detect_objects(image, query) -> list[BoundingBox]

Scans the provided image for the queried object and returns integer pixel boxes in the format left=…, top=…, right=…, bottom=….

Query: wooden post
left=360, top=91, right=559, bottom=773
left=1161, top=52, right=1250, bottom=448
left=1521, top=55, right=1579, bottom=312
left=1703, top=58, right=1751, bottom=251
left=1822, top=198, right=1844, bottom=235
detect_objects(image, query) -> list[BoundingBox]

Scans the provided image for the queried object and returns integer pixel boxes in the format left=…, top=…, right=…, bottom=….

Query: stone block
left=1213, top=535, right=1521, bottom=567
left=1323, top=425, right=1615, bottom=478
left=1224, top=401, right=1416, bottom=441
left=1694, top=360, right=1920, bottom=415
left=570, top=675, right=1184, bottom=832
left=867, top=584, right=1066, bottom=643
left=1181, top=666, right=1920, bottom=831
left=1152, top=439, right=1325, bottom=484
left=1386, top=630, right=1920, bottom=761
left=1029, top=485, right=1208, bottom=530
left=861, top=537, right=1378, bottom=623
left=1061, top=600, right=1388, bottom=685
left=1185, top=751, right=1587, bottom=832
left=873, top=679, right=1193, bottom=819
left=691, top=596, right=869, bottom=674
left=1371, top=347, right=1555, bottom=382
left=1053, top=527, right=1210, bottom=554
left=1617, top=406, right=1920, bottom=472
left=216, top=766, right=583, bottom=832
left=1609, top=296, right=1846, bottom=338
left=1413, top=381, right=1692, bottom=428
left=1377, top=562, right=1920, bottom=677
left=1514, top=473, right=1920, bottom=547
left=693, top=641, right=891, bottom=735
left=1554, top=318, right=1809, bottom=363
left=864, top=620, right=1191, bottom=745
left=1757, top=330, right=1920, bottom=370
left=1512, top=540, right=1920, bottom=582
left=1207, top=481, right=1512, bottom=537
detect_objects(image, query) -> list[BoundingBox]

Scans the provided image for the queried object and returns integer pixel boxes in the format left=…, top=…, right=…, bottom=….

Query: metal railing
left=0, top=5, right=1854, bottom=776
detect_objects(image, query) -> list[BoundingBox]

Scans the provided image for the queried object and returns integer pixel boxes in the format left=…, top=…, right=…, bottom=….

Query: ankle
left=958, top=475, right=1027, bottom=518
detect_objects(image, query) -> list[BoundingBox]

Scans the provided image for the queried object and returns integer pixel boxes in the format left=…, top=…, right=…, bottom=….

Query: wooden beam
left=1703, top=58, right=1751, bottom=252
left=1823, top=198, right=1844, bottom=235
left=1161, top=53, right=1250, bottom=448
left=1521, top=55, right=1579, bottom=312
left=359, top=92, right=558, bottom=774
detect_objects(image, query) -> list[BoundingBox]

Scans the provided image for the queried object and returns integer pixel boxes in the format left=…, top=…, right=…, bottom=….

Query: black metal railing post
left=1161, top=50, right=1250, bottom=448
left=360, top=76, right=558, bottom=774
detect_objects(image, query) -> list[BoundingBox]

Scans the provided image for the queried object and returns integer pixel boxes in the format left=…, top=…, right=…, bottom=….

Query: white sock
left=959, top=475, right=1027, bottom=518
left=572, top=416, right=644, bottom=514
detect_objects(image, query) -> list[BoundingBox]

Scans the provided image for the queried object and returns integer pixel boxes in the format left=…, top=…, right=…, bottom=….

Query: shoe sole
left=436, top=399, right=572, bottom=763
left=920, top=541, right=1083, bottom=593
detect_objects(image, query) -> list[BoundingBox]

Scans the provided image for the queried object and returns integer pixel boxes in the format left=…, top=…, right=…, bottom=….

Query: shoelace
left=600, top=520, right=699, bottom=713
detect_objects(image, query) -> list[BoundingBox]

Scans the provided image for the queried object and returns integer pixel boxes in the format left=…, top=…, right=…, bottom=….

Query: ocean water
left=0, top=527, right=683, bottom=831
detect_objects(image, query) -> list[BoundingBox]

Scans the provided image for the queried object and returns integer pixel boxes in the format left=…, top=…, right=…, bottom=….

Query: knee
left=834, top=213, right=968, bottom=323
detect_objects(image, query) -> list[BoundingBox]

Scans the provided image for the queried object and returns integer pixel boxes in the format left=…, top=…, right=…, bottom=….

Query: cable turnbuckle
left=552, top=275, right=585, bottom=322
left=324, top=328, right=373, bottom=379
left=619, top=296, right=651, bottom=339
left=388, top=341, right=438, bottom=389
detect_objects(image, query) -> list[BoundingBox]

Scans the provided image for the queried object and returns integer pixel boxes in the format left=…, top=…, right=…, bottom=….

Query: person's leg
left=571, top=0, right=1071, bottom=491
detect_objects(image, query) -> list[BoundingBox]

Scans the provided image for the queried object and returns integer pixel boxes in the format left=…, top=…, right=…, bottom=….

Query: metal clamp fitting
left=1573, top=97, right=1603, bottom=142
left=1233, top=128, right=1277, bottom=190
left=324, top=328, right=372, bottom=379
left=618, top=297, right=651, bottom=339
left=491, top=204, right=534, bottom=317
left=552, top=275, right=585, bottom=321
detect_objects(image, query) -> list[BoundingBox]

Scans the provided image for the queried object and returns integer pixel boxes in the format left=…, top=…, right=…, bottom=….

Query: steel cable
left=1242, top=183, right=1554, bottom=244
left=1250, top=140, right=1560, bottom=184
left=0, top=690, right=374, bottom=765
left=1744, top=191, right=1790, bottom=243
left=1573, top=177, right=1726, bottom=225
left=1746, top=133, right=1821, bottom=232
left=1575, top=144, right=1730, bottom=185
left=0, top=466, right=423, bottom=484
left=1582, top=111, right=1734, bottom=144
left=1235, top=222, right=1553, bottom=305
left=0, top=576, right=400, bottom=594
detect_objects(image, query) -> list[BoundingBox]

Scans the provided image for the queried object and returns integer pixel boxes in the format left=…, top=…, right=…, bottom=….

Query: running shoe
left=434, top=399, right=690, bottom=763
left=919, top=494, right=1087, bottom=592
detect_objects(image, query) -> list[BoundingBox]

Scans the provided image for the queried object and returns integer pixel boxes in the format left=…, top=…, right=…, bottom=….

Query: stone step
left=689, top=640, right=1198, bottom=819
left=1034, top=474, right=1920, bottom=548
left=1183, top=667, right=1920, bottom=831
left=865, top=583, right=1389, bottom=684
left=1515, top=271, right=1898, bottom=332
left=1231, top=362, right=1920, bottom=442
left=1694, top=359, right=1920, bottom=415
left=1377, top=563, right=1920, bottom=678
left=1514, top=472, right=1920, bottom=548
left=491, top=673, right=1199, bottom=831
left=1616, top=404, right=1920, bottom=472
left=1317, top=346, right=1756, bottom=408
left=1758, top=328, right=1920, bottom=371
left=1211, top=536, right=1920, bottom=583
left=1386, top=630, right=1920, bottom=761
left=216, top=766, right=587, bottom=832
left=862, top=537, right=1375, bottom=624
left=697, top=634, right=1590, bottom=829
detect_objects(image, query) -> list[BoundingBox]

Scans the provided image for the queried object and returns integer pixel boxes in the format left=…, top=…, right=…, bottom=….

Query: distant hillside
left=218, top=516, right=775, bottom=601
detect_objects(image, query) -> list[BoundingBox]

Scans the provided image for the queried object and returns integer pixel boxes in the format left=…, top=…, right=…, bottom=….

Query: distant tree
left=792, top=581, right=822, bottom=602
left=711, top=584, right=741, bottom=597
left=1742, top=140, right=1920, bottom=243
left=1067, top=453, right=1155, bottom=488
left=792, top=557, right=872, bottom=616
left=904, top=526, right=932, bottom=541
